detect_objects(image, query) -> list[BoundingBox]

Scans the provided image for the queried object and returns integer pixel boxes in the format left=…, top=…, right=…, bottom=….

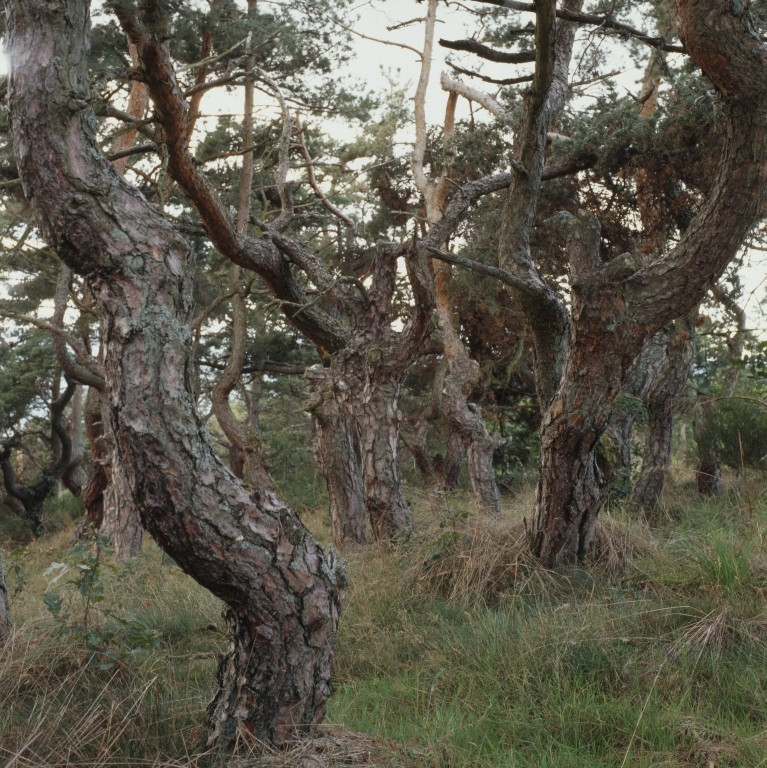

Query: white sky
left=2, top=0, right=766, bottom=336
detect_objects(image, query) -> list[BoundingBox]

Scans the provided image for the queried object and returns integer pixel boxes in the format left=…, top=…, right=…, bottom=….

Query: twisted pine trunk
left=532, top=212, right=634, bottom=564
left=628, top=312, right=696, bottom=511
left=7, top=0, right=342, bottom=744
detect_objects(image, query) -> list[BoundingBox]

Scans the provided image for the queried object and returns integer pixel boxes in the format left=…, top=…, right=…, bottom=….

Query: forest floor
left=2, top=470, right=767, bottom=767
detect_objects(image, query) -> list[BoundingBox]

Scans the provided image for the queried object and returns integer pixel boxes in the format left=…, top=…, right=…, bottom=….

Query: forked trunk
left=628, top=312, right=696, bottom=511
left=0, top=550, right=11, bottom=648
left=7, top=0, right=342, bottom=744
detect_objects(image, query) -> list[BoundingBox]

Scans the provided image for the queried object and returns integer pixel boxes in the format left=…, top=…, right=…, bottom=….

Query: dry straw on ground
left=406, top=504, right=656, bottom=604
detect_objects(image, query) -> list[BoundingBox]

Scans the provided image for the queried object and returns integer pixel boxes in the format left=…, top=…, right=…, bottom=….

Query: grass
left=3, top=479, right=767, bottom=766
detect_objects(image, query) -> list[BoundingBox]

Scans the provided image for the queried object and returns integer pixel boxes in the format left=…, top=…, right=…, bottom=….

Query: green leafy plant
left=43, top=532, right=162, bottom=668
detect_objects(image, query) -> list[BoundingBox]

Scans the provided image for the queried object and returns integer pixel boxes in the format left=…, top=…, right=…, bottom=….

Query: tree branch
left=467, top=0, right=685, bottom=53
left=439, top=38, right=537, bottom=63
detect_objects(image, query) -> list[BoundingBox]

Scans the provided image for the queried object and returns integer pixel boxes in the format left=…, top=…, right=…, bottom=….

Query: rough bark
left=358, top=374, right=413, bottom=541
left=7, top=0, right=342, bottom=745
left=531, top=212, right=631, bottom=564
left=307, top=367, right=367, bottom=548
left=628, top=312, right=696, bottom=511
left=101, top=449, right=142, bottom=563
left=73, top=385, right=108, bottom=539
left=0, top=550, right=11, bottom=648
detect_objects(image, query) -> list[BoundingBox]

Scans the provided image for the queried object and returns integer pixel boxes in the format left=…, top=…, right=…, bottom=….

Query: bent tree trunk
left=7, top=0, right=342, bottom=745
left=628, top=312, right=696, bottom=511
left=0, top=550, right=11, bottom=648
left=532, top=212, right=633, bottom=564
left=436, top=272, right=502, bottom=516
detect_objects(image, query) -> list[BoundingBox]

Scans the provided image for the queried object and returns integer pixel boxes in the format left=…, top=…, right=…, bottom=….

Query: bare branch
left=439, top=37, right=536, bottom=63
left=296, top=115, right=354, bottom=228
left=411, top=0, right=440, bottom=196
left=467, top=0, right=685, bottom=53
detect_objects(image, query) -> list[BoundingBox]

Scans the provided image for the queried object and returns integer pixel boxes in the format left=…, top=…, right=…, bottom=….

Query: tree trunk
left=358, top=375, right=414, bottom=540
left=403, top=407, right=465, bottom=498
left=308, top=343, right=415, bottom=545
left=628, top=312, right=696, bottom=511
left=531, top=212, right=630, bottom=566
left=7, top=0, right=342, bottom=745
left=307, top=370, right=367, bottom=548
left=436, top=270, right=502, bottom=516
left=607, top=331, right=668, bottom=491
left=74, top=385, right=108, bottom=539
left=100, top=448, right=142, bottom=562
left=0, top=550, right=10, bottom=648
left=61, top=383, right=87, bottom=496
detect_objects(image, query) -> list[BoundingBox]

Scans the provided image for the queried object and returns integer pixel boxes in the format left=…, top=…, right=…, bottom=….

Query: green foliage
left=695, top=397, right=767, bottom=473
left=42, top=532, right=163, bottom=669
left=686, top=531, right=759, bottom=595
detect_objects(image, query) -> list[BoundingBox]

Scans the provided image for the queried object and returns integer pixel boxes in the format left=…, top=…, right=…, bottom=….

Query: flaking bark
left=6, top=0, right=342, bottom=744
